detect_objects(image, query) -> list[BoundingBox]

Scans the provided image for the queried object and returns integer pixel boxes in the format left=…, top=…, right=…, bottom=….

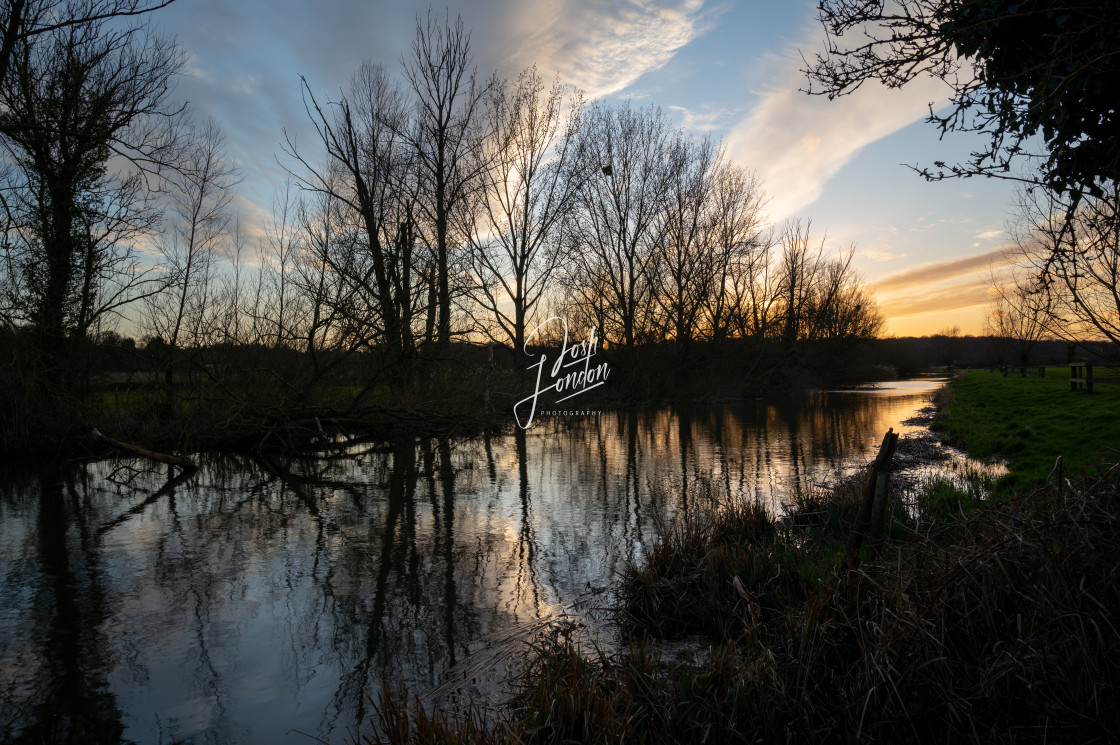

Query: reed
left=363, top=463, right=1120, bottom=744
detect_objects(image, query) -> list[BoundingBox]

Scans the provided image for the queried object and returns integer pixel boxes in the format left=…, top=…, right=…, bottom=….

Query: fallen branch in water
left=92, top=428, right=198, bottom=471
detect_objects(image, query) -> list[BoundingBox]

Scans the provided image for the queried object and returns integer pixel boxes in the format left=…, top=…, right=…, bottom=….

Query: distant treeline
left=875, top=334, right=1116, bottom=377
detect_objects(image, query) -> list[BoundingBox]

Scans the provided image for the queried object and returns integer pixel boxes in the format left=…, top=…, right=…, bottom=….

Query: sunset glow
left=156, top=0, right=1022, bottom=337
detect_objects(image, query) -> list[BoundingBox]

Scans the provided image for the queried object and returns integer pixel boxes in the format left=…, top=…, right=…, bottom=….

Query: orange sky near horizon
left=872, top=246, right=1010, bottom=337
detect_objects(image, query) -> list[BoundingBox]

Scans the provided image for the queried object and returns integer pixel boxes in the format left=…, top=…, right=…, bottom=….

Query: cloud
left=667, top=103, right=736, bottom=131
left=878, top=274, right=993, bottom=319
left=161, top=0, right=716, bottom=249
left=725, top=32, right=952, bottom=221
left=872, top=247, right=1011, bottom=294
left=505, top=0, right=711, bottom=99
left=861, top=248, right=900, bottom=262
left=872, top=246, right=1015, bottom=327
left=976, top=229, right=1003, bottom=239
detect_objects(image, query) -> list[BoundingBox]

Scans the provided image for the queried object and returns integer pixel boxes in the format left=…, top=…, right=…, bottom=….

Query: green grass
left=93, top=387, right=166, bottom=411
left=932, top=367, right=1120, bottom=492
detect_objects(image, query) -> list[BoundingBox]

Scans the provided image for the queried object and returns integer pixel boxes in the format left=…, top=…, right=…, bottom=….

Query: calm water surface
left=1, top=380, right=946, bottom=744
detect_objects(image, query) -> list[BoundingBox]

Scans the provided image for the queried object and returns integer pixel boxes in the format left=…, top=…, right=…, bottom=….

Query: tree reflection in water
left=0, top=384, right=943, bottom=744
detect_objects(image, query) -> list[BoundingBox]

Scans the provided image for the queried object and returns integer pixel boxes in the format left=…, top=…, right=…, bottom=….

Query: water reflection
left=1, top=381, right=944, bottom=744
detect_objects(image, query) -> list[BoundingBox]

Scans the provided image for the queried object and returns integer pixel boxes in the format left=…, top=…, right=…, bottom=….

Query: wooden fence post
left=846, top=428, right=900, bottom=568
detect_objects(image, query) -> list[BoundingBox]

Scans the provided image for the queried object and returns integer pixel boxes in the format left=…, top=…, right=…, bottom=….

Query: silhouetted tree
left=932, top=325, right=963, bottom=371
left=776, top=219, right=826, bottom=344
left=463, top=66, right=584, bottom=351
left=806, top=0, right=1120, bottom=198
left=286, top=62, right=422, bottom=373
left=652, top=132, right=719, bottom=355
left=402, top=10, right=491, bottom=354
left=1010, top=183, right=1120, bottom=354
left=144, top=118, right=238, bottom=387
left=0, top=0, right=177, bottom=103
left=985, top=262, right=1048, bottom=368
left=702, top=164, right=767, bottom=344
left=566, top=102, right=675, bottom=348
left=0, top=12, right=183, bottom=379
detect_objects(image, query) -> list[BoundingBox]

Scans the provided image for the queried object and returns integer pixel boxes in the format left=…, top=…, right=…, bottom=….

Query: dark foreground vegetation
left=365, top=372, right=1120, bottom=744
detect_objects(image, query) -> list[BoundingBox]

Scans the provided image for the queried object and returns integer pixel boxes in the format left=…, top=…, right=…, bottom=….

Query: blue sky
left=155, top=0, right=1023, bottom=336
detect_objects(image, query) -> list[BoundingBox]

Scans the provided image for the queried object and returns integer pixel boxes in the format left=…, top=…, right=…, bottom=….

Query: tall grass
left=364, top=463, right=1120, bottom=744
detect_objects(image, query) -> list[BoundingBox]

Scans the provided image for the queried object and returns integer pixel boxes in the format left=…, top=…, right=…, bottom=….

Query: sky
left=154, top=0, right=1026, bottom=337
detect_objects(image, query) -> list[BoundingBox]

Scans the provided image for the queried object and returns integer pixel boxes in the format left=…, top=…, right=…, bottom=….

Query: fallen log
left=92, top=428, right=198, bottom=471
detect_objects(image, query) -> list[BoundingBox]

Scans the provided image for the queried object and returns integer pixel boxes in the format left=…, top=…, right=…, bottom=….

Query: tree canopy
left=805, top=0, right=1120, bottom=198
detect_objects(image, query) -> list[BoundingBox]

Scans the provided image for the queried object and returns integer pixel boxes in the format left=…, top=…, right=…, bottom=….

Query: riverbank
left=366, top=371, right=1120, bottom=744
left=931, top=367, right=1120, bottom=491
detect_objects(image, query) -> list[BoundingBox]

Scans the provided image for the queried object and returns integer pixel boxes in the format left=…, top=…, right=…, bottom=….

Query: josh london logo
left=514, top=317, right=610, bottom=428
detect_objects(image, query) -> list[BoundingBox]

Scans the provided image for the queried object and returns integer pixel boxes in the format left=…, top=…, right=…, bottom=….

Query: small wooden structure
left=1069, top=363, right=1120, bottom=393
left=846, top=428, right=900, bottom=567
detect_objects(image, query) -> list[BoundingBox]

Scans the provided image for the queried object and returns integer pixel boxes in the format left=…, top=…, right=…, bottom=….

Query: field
left=932, top=367, right=1120, bottom=491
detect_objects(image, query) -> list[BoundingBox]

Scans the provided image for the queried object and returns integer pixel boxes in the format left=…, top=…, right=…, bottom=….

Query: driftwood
left=92, top=428, right=198, bottom=471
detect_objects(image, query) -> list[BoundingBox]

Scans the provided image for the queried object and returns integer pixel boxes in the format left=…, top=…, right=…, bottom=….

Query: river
left=0, top=379, right=949, bottom=744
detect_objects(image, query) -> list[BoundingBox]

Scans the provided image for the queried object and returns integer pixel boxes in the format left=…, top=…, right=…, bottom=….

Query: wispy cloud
left=872, top=247, right=1010, bottom=295
left=878, top=275, right=994, bottom=319
left=164, top=0, right=718, bottom=246
left=872, top=246, right=1013, bottom=327
left=506, top=0, right=712, bottom=99
left=725, top=30, right=952, bottom=221
left=862, top=247, right=903, bottom=262
left=667, top=103, right=736, bottom=131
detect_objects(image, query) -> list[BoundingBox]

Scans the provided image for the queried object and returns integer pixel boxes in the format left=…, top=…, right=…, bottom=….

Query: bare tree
left=144, top=118, right=238, bottom=386
left=804, top=251, right=882, bottom=341
left=286, top=62, right=422, bottom=372
left=931, top=325, right=963, bottom=371
left=463, top=66, right=584, bottom=350
left=0, top=0, right=177, bottom=103
left=701, top=164, right=766, bottom=344
left=402, top=10, right=491, bottom=354
left=294, top=187, right=383, bottom=380
left=985, top=262, right=1048, bottom=369
left=259, top=179, right=301, bottom=348
left=0, top=12, right=184, bottom=369
left=651, top=132, right=719, bottom=354
left=1011, top=183, right=1120, bottom=353
left=728, top=227, right=781, bottom=341
left=214, top=216, right=252, bottom=345
left=775, top=219, right=827, bottom=344
left=566, top=102, right=675, bottom=348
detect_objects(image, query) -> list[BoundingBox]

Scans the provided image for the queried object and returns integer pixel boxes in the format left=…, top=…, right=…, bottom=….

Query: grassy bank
left=364, top=372, right=1120, bottom=744
left=932, top=367, right=1120, bottom=491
